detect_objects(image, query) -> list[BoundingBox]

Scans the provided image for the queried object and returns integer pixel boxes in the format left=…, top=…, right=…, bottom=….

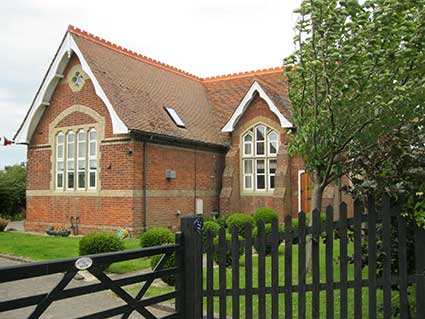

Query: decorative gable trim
left=221, top=81, right=293, bottom=132
left=14, top=32, right=128, bottom=144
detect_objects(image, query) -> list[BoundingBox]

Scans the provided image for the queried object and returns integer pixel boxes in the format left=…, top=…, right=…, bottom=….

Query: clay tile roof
left=68, top=26, right=290, bottom=146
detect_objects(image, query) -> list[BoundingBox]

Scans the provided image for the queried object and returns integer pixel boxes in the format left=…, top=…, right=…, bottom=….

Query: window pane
left=57, top=161, right=64, bottom=171
left=257, top=175, right=265, bottom=189
left=67, top=138, right=74, bottom=158
left=256, top=126, right=265, bottom=141
left=90, top=142, right=96, bottom=156
left=244, top=143, right=252, bottom=155
left=244, top=134, right=252, bottom=142
left=78, top=172, right=85, bottom=189
left=244, top=159, right=253, bottom=174
left=57, top=173, right=63, bottom=188
left=257, top=160, right=265, bottom=174
left=68, top=160, right=74, bottom=171
left=245, top=176, right=252, bottom=189
left=89, top=172, right=96, bottom=188
left=67, top=172, right=74, bottom=189
left=57, top=134, right=64, bottom=144
left=270, top=175, right=275, bottom=189
left=256, top=142, right=265, bottom=155
left=78, top=142, right=85, bottom=157
left=57, top=145, right=64, bottom=158
left=269, top=142, right=277, bottom=155
left=78, top=160, right=85, bottom=170
left=269, top=160, right=277, bottom=174
left=89, top=159, right=97, bottom=169
left=89, top=130, right=97, bottom=141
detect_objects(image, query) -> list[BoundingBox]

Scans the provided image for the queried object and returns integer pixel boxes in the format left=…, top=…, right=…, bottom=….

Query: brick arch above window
left=48, top=104, right=104, bottom=192
left=49, top=105, right=105, bottom=140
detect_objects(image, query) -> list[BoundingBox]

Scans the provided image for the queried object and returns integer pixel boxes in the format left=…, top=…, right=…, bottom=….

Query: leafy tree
left=285, top=0, right=425, bottom=212
left=285, top=0, right=425, bottom=272
left=0, top=165, right=26, bottom=219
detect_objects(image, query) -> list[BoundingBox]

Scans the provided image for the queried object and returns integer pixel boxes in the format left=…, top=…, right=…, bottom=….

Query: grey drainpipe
left=143, top=141, right=147, bottom=231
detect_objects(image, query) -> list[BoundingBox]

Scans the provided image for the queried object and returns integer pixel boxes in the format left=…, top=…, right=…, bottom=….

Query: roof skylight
left=164, top=107, right=186, bottom=128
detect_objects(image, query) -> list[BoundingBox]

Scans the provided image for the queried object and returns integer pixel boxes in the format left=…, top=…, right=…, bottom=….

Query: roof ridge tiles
left=67, top=25, right=202, bottom=81
left=67, top=25, right=283, bottom=83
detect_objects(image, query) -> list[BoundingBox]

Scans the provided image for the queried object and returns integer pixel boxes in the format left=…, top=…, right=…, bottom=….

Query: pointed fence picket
left=201, top=197, right=424, bottom=318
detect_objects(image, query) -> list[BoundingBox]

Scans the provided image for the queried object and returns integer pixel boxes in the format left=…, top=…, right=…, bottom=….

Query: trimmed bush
left=150, top=254, right=176, bottom=286
left=79, top=233, right=124, bottom=269
left=253, top=223, right=284, bottom=255
left=253, top=207, right=278, bottom=224
left=202, top=221, right=220, bottom=245
left=0, top=218, right=9, bottom=232
left=140, top=227, right=174, bottom=248
left=213, top=232, right=244, bottom=267
left=215, top=216, right=228, bottom=228
left=226, top=213, right=255, bottom=237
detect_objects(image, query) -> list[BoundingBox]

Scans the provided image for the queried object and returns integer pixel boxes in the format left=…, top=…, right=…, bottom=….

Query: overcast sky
left=0, top=0, right=301, bottom=169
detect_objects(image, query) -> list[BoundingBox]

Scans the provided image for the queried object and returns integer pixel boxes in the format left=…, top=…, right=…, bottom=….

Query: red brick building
left=15, top=26, right=345, bottom=235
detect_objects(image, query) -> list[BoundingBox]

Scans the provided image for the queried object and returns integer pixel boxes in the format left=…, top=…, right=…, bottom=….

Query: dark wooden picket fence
left=201, top=197, right=425, bottom=318
left=1, top=198, right=424, bottom=318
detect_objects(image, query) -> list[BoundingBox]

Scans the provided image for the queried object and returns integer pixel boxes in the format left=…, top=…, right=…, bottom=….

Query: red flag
left=2, top=137, right=12, bottom=146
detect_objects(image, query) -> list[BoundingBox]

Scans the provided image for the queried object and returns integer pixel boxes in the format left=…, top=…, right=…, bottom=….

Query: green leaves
left=286, top=0, right=425, bottom=192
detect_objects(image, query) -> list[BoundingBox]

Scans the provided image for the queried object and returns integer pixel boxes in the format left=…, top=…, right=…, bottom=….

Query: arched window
left=242, top=124, right=279, bottom=191
left=55, top=127, right=98, bottom=191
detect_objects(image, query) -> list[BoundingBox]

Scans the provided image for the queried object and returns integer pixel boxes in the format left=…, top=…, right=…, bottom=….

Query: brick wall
left=220, top=93, right=344, bottom=221
left=26, top=53, right=225, bottom=234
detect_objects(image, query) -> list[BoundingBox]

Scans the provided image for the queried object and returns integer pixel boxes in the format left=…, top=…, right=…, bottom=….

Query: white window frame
left=268, top=131, right=279, bottom=156
left=241, top=124, right=279, bottom=192
left=77, top=129, right=86, bottom=190
left=255, top=159, right=266, bottom=191
left=88, top=128, right=97, bottom=190
left=164, top=107, right=186, bottom=128
left=243, top=159, right=254, bottom=191
left=66, top=130, right=75, bottom=191
left=268, top=159, right=277, bottom=190
left=56, top=132, right=64, bottom=190
left=242, top=132, right=253, bottom=157
left=255, top=125, right=266, bottom=157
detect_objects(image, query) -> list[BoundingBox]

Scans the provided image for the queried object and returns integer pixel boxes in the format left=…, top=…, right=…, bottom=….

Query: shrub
left=79, top=233, right=124, bottom=270
left=150, top=254, right=176, bottom=286
left=226, top=213, right=255, bottom=237
left=253, top=207, right=278, bottom=224
left=253, top=223, right=284, bottom=255
left=0, top=218, right=9, bottom=232
left=202, top=221, right=220, bottom=245
left=213, top=232, right=244, bottom=267
left=140, top=227, right=174, bottom=248
left=215, top=216, right=228, bottom=228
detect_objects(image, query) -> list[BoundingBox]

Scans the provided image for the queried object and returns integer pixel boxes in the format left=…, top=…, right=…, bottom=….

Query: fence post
left=415, top=224, right=425, bottom=317
left=181, top=215, right=203, bottom=319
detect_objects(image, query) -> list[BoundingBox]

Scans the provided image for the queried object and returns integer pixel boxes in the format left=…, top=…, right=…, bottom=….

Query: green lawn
left=129, top=240, right=415, bottom=317
left=0, top=232, right=150, bottom=274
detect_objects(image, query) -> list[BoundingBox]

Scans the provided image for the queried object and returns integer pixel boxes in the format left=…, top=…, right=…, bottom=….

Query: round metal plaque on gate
left=75, top=257, right=93, bottom=270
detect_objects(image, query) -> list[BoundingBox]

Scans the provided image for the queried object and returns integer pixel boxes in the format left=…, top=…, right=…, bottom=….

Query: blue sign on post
left=194, top=217, right=204, bottom=234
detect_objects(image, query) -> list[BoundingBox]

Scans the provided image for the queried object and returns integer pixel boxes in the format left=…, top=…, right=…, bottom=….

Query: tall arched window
left=242, top=124, right=279, bottom=191
left=55, top=127, right=98, bottom=191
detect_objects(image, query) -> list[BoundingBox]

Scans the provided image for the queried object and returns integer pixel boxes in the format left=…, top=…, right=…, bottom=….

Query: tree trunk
left=305, top=175, right=324, bottom=272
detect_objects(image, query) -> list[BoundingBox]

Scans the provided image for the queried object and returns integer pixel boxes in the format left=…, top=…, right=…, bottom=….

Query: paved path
left=0, top=258, right=172, bottom=319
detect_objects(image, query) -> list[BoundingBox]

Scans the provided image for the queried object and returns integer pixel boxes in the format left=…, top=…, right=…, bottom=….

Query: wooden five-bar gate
left=1, top=197, right=425, bottom=318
